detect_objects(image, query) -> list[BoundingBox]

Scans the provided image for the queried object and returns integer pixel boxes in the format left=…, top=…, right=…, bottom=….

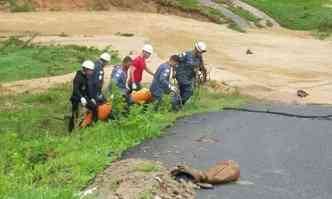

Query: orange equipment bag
left=131, top=88, right=153, bottom=104
left=80, top=102, right=112, bottom=128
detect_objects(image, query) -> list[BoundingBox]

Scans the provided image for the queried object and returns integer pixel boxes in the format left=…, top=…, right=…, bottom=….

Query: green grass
left=0, top=83, right=247, bottom=199
left=176, top=0, right=200, bottom=10
left=138, top=190, right=154, bottom=199
left=0, top=37, right=119, bottom=83
left=242, top=0, right=332, bottom=30
left=133, top=162, right=160, bottom=173
left=215, top=0, right=261, bottom=23
left=158, top=0, right=230, bottom=24
left=0, top=0, right=34, bottom=12
left=228, top=6, right=260, bottom=23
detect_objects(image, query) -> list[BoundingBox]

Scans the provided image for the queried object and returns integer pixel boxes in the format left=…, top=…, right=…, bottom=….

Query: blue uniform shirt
left=109, top=65, right=128, bottom=95
left=175, top=51, right=202, bottom=85
left=150, top=63, right=171, bottom=100
left=94, top=59, right=105, bottom=93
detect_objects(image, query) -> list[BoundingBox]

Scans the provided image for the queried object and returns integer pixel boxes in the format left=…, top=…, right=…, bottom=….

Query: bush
left=316, top=15, right=332, bottom=39
left=4, top=0, right=35, bottom=12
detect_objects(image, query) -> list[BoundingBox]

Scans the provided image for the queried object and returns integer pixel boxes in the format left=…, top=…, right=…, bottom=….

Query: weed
left=316, top=15, right=332, bottom=39
left=138, top=190, right=154, bottom=199
left=133, top=162, right=160, bottom=173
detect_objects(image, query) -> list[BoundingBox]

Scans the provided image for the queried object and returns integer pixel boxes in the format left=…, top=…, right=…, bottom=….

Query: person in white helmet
left=172, top=41, right=207, bottom=110
left=69, top=60, right=99, bottom=132
left=128, top=44, right=155, bottom=92
left=94, top=52, right=111, bottom=102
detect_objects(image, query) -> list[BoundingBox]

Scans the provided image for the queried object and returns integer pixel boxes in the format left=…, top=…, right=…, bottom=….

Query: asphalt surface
left=124, top=104, right=332, bottom=199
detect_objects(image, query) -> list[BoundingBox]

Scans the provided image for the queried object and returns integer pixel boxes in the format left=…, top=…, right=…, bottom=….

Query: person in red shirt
left=128, top=44, right=155, bottom=92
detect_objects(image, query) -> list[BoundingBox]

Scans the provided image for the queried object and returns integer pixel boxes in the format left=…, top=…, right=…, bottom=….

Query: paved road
left=124, top=104, right=332, bottom=199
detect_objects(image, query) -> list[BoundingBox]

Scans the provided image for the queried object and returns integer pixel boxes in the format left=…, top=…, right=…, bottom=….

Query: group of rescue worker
left=69, top=41, right=207, bottom=131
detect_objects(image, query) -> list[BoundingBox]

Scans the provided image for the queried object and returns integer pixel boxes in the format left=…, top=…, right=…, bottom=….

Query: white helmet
left=82, top=60, right=95, bottom=70
left=195, top=41, right=207, bottom=53
left=142, top=44, right=153, bottom=54
left=100, top=52, right=111, bottom=62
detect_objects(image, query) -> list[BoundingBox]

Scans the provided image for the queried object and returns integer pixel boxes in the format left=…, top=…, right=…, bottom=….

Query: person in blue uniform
left=109, top=56, right=133, bottom=105
left=150, top=55, right=180, bottom=108
left=174, top=41, right=207, bottom=109
left=94, top=52, right=111, bottom=102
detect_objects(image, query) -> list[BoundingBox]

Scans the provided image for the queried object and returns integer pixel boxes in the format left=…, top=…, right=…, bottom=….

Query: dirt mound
left=0, top=0, right=210, bottom=22
left=82, top=159, right=196, bottom=199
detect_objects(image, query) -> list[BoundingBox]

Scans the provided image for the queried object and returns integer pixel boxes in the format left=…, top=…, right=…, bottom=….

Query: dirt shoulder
left=0, top=11, right=331, bottom=104
left=82, top=159, right=196, bottom=199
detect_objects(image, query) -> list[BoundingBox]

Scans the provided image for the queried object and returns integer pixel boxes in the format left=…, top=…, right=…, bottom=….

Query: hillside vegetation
left=0, top=37, right=119, bottom=82
left=242, top=0, right=332, bottom=36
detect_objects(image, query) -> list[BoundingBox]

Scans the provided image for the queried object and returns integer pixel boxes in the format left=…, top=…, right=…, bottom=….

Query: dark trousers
left=68, top=101, right=98, bottom=132
left=171, top=83, right=193, bottom=111
left=178, top=83, right=193, bottom=105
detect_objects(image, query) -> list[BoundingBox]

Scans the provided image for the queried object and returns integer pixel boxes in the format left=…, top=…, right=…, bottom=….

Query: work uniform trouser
left=68, top=102, right=80, bottom=132
left=69, top=101, right=98, bottom=132
left=86, top=101, right=98, bottom=123
left=123, top=94, right=133, bottom=114
left=179, top=83, right=194, bottom=105
left=171, top=82, right=193, bottom=111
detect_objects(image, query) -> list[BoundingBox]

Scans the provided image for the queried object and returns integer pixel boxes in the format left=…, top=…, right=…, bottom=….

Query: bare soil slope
left=0, top=11, right=331, bottom=104
left=83, top=159, right=196, bottom=199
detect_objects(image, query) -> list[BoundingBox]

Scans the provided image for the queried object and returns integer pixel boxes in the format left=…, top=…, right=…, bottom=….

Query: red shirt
left=130, top=56, right=146, bottom=83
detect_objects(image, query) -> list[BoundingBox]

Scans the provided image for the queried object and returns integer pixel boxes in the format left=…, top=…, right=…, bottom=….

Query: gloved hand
left=80, top=97, right=87, bottom=106
left=91, top=98, right=97, bottom=105
left=97, top=94, right=106, bottom=103
left=170, top=85, right=177, bottom=93
left=132, top=83, right=138, bottom=90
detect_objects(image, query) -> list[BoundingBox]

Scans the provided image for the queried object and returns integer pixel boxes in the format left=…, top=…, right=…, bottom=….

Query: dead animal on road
left=171, top=160, right=240, bottom=189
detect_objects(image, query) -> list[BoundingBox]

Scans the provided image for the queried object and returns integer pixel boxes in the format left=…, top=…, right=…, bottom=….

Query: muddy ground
left=0, top=11, right=331, bottom=104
